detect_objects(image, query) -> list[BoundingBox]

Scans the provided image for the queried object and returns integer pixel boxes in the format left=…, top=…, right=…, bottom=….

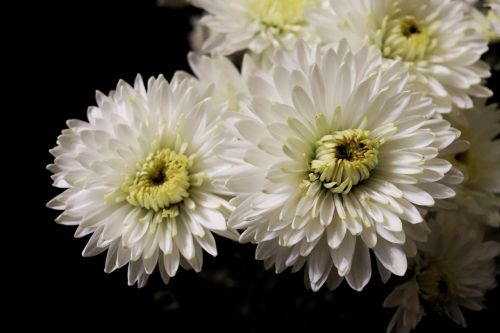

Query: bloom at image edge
left=47, top=73, right=238, bottom=287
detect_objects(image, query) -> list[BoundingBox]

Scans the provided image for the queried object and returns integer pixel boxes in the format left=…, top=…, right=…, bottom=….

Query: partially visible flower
left=384, top=277, right=423, bottom=333
left=188, top=52, right=252, bottom=113
left=310, top=0, right=492, bottom=112
left=487, top=0, right=500, bottom=41
left=47, top=74, right=238, bottom=287
left=459, top=0, right=500, bottom=43
left=470, top=7, right=495, bottom=40
left=441, top=100, right=500, bottom=227
left=384, top=212, right=500, bottom=332
left=190, top=0, right=324, bottom=56
left=225, top=41, right=460, bottom=292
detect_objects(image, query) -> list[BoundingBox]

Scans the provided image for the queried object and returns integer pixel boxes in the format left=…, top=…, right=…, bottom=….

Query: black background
left=24, top=0, right=499, bottom=331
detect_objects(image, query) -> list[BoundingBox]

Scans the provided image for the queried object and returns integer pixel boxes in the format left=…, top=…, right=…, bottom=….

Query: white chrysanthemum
left=310, top=0, right=492, bottom=112
left=384, top=212, right=500, bottom=332
left=225, top=41, right=460, bottom=292
left=190, top=0, right=324, bottom=55
left=48, top=74, right=238, bottom=287
left=440, top=100, right=500, bottom=227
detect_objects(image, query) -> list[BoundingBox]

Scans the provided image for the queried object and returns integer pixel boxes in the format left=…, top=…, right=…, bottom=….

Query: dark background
left=24, top=0, right=499, bottom=331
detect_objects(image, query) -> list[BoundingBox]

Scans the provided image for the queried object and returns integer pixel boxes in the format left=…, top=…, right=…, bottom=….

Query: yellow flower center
left=309, top=129, right=380, bottom=194
left=380, top=15, right=437, bottom=61
left=248, top=0, right=312, bottom=27
left=123, top=148, right=203, bottom=218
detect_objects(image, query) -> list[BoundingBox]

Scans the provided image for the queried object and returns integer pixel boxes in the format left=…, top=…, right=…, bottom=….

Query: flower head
left=384, top=212, right=500, bottom=332
left=191, top=0, right=322, bottom=55
left=310, top=0, right=492, bottom=111
left=226, top=41, right=460, bottom=291
left=441, top=100, right=500, bottom=227
left=48, top=74, right=238, bottom=287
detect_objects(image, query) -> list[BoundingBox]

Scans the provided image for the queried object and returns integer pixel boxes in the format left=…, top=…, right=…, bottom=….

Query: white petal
left=308, top=241, right=333, bottom=291
left=195, top=231, right=218, bottom=257
left=345, top=241, right=371, bottom=291
left=174, top=220, right=195, bottom=260
left=331, top=233, right=356, bottom=276
left=320, top=194, right=335, bottom=226
left=163, top=247, right=180, bottom=277
left=326, top=218, right=347, bottom=249
left=399, top=184, right=435, bottom=206
left=193, top=208, right=227, bottom=231
left=373, top=240, right=407, bottom=276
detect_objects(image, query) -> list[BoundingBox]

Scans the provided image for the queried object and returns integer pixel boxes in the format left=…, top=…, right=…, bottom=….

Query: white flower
left=47, top=74, right=238, bottom=287
left=441, top=100, right=500, bottom=227
left=190, top=0, right=323, bottom=55
left=225, top=41, right=460, bottom=292
left=384, top=212, right=500, bottom=332
left=310, top=0, right=492, bottom=112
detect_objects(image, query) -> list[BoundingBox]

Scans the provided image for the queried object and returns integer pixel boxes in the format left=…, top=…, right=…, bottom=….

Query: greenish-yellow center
left=309, top=129, right=380, bottom=194
left=248, top=0, right=312, bottom=27
left=123, top=148, right=202, bottom=218
left=380, top=15, right=436, bottom=61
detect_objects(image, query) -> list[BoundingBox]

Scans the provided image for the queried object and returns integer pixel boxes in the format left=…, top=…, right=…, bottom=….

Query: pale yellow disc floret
left=123, top=148, right=204, bottom=218
left=309, top=129, right=380, bottom=194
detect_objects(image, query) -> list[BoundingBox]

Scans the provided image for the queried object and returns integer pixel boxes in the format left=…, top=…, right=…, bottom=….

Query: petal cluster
left=310, top=0, right=492, bottom=111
